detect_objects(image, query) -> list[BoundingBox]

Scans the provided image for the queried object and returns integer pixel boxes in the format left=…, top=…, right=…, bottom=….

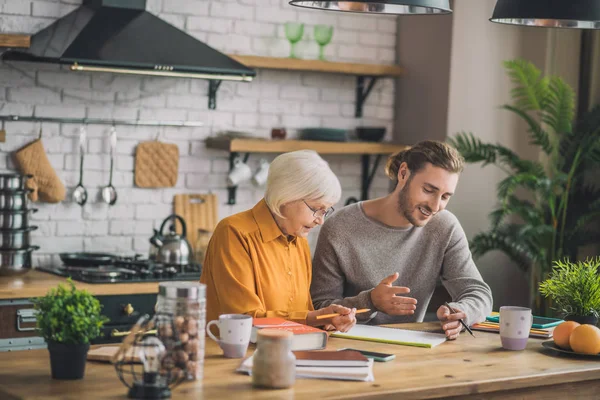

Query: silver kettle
left=150, top=214, right=193, bottom=265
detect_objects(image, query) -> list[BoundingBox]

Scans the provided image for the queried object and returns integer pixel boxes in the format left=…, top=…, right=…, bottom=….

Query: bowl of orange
left=544, top=321, right=600, bottom=357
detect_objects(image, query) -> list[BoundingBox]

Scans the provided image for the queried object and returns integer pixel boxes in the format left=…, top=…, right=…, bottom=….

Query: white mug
left=206, top=314, right=253, bottom=358
left=252, top=159, right=270, bottom=187
left=499, top=306, right=532, bottom=351
left=227, top=158, right=252, bottom=186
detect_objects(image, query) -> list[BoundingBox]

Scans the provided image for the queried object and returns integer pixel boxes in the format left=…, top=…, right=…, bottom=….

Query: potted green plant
left=32, top=279, right=108, bottom=380
left=449, top=59, right=600, bottom=315
left=539, top=258, right=600, bottom=325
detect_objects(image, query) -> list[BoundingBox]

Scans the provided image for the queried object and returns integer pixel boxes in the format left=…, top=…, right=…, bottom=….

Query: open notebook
left=331, top=325, right=447, bottom=348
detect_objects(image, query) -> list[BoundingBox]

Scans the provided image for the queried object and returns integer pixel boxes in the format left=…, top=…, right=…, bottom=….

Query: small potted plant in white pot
left=32, top=279, right=108, bottom=380
left=539, top=257, right=600, bottom=325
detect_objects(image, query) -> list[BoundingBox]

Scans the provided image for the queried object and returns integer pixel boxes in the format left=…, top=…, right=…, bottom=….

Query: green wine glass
left=284, top=22, right=304, bottom=59
left=314, top=25, right=334, bottom=61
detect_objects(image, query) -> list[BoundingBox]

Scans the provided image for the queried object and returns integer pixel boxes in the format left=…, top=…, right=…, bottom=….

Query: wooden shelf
left=207, top=137, right=407, bottom=205
left=228, top=55, right=405, bottom=77
left=0, top=34, right=30, bottom=48
left=0, top=35, right=405, bottom=77
left=206, top=137, right=408, bottom=155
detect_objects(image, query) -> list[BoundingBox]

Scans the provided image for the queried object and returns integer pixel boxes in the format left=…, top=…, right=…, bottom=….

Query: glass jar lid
left=159, top=282, right=206, bottom=299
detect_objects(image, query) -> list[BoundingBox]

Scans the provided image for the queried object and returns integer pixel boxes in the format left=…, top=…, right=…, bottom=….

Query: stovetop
left=37, top=256, right=202, bottom=284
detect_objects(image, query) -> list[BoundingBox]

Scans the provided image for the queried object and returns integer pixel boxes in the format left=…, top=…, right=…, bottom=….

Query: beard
left=397, top=179, right=434, bottom=227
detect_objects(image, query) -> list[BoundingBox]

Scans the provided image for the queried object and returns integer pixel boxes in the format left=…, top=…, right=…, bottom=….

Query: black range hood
left=2, top=0, right=255, bottom=83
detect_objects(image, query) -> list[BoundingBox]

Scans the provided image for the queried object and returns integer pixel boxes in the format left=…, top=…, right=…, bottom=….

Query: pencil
left=444, top=302, right=476, bottom=338
left=316, top=308, right=371, bottom=320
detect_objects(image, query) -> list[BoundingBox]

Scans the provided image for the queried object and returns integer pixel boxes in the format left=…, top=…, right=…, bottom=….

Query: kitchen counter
left=1, top=323, right=599, bottom=399
left=0, top=270, right=161, bottom=300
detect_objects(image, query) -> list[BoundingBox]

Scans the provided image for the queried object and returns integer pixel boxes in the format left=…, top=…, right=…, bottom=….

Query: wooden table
left=0, top=270, right=160, bottom=299
left=0, top=323, right=599, bottom=399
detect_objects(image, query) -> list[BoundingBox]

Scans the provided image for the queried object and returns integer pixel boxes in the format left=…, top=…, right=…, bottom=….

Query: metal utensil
left=0, top=245, right=39, bottom=276
left=0, top=174, right=33, bottom=190
left=102, top=126, right=118, bottom=206
left=73, top=125, right=88, bottom=206
left=0, top=208, right=38, bottom=229
left=0, top=226, right=37, bottom=250
left=153, top=214, right=193, bottom=265
left=58, top=252, right=116, bottom=267
left=0, top=190, right=32, bottom=211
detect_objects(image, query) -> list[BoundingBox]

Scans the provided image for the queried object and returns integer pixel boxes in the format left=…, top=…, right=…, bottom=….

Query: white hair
left=265, top=150, right=341, bottom=218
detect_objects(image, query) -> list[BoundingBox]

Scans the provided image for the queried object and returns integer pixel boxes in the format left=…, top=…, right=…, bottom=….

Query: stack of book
left=471, top=313, right=562, bottom=339
left=471, top=321, right=555, bottom=338
left=237, top=350, right=374, bottom=382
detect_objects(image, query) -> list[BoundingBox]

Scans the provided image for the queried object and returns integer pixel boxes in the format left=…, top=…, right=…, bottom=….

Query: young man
left=311, top=141, right=493, bottom=339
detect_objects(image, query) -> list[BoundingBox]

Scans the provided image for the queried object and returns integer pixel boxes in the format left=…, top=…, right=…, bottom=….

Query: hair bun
left=385, top=151, right=404, bottom=181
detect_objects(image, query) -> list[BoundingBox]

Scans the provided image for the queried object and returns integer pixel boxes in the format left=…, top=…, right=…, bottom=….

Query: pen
left=316, top=308, right=371, bottom=320
left=444, top=302, right=476, bottom=338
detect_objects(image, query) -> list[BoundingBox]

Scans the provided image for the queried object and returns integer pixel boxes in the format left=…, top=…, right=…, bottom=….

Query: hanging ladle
left=101, top=126, right=118, bottom=206
left=73, top=125, right=88, bottom=206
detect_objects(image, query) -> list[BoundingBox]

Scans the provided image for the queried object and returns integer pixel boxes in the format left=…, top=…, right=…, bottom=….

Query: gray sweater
left=311, top=203, right=493, bottom=326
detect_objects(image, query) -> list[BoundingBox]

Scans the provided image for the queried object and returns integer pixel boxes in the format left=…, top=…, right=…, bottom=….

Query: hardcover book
left=251, top=317, right=328, bottom=351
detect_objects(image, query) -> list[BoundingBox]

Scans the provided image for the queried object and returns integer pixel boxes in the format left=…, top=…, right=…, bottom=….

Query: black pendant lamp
left=288, top=0, right=452, bottom=15
left=491, top=0, right=600, bottom=29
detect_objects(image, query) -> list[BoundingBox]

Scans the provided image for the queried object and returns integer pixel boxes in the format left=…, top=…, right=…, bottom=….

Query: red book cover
left=251, top=318, right=328, bottom=350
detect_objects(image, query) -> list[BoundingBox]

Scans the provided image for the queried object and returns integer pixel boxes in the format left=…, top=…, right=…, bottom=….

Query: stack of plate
left=299, top=128, right=348, bottom=142
left=0, top=174, right=39, bottom=276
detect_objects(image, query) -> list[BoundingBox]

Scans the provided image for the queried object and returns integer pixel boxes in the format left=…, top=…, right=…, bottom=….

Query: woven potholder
left=134, top=141, right=179, bottom=188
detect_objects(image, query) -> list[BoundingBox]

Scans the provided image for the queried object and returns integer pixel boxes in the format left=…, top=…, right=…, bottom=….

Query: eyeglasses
left=303, top=200, right=335, bottom=219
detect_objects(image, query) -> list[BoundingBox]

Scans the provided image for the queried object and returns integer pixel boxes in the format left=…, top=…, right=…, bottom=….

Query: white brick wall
left=0, top=0, right=397, bottom=261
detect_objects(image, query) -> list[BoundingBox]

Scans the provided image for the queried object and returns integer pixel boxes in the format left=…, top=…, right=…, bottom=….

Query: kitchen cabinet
left=0, top=271, right=161, bottom=351
left=94, top=293, right=158, bottom=344
left=0, top=299, right=43, bottom=351
left=0, top=293, right=158, bottom=351
left=206, top=137, right=409, bottom=205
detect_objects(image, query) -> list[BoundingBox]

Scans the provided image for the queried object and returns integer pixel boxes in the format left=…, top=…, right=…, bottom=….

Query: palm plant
left=449, top=59, right=600, bottom=314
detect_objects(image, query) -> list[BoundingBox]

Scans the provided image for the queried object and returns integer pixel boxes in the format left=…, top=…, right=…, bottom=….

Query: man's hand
left=370, top=272, right=417, bottom=316
left=307, top=304, right=357, bottom=332
left=437, top=304, right=466, bottom=340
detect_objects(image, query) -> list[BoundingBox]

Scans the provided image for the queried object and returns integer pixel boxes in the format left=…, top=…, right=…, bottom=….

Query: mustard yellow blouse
left=200, top=199, right=314, bottom=324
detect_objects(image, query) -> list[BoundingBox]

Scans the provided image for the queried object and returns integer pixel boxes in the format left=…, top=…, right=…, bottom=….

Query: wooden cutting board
left=87, top=346, right=139, bottom=363
left=173, top=193, right=218, bottom=253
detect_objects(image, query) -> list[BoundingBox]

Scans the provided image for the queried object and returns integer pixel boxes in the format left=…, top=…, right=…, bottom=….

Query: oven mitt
left=13, top=138, right=66, bottom=203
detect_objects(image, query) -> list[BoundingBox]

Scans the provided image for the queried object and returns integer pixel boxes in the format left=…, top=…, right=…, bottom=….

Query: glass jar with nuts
left=155, top=282, right=206, bottom=381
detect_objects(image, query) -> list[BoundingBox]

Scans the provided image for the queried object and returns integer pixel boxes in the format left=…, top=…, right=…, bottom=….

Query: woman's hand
left=307, top=304, right=357, bottom=332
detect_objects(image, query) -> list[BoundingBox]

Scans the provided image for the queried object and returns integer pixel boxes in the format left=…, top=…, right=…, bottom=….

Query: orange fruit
left=569, top=324, right=600, bottom=355
left=553, top=321, right=580, bottom=350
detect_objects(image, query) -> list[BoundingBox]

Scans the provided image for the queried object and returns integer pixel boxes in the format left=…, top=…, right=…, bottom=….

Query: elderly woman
left=200, top=150, right=356, bottom=332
